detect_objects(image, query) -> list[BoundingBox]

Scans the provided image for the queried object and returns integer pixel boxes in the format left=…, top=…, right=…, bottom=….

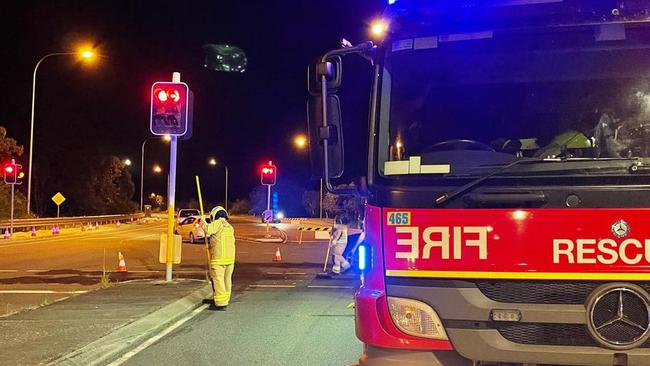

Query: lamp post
left=292, top=133, right=321, bottom=218
left=26, top=50, right=96, bottom=215
left=140, top=135, right=171, bottom=211
left=208, top=158, right=229, bottom=212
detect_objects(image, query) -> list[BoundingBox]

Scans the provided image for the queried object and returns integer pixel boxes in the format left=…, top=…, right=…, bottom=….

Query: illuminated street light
left=293, top=134, right=308, bottom=150
left=370, top=20, right=388, bottom=38
left=208, top=157, right=229, bottom=212
left=27, top=46, right=101, bottom=215
left=123, top=158, right=132, bottom=166
left=153, top=165, right=163, bottom=174
left=140, top=135, right=172, bottom=211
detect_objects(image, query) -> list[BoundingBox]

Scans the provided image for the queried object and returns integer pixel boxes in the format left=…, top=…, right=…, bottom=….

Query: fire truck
left=307, top=1, right=650, bottom=365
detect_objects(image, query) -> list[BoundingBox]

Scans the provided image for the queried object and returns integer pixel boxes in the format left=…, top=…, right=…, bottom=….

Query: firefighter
left=203, top=206, right=236, bottom=310
left=330, top=223, right=350, bottom=274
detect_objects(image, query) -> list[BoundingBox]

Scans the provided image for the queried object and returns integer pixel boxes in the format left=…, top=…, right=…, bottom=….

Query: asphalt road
left=120, top=274, right=361, bottom=366
left=0, top=216, right=331, bottom=316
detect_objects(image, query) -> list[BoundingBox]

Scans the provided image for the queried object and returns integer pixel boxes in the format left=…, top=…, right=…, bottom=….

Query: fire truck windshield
left=380, top=24, right=650, bottom=177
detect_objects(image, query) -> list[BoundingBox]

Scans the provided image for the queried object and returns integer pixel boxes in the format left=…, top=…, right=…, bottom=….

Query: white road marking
left=248, top=284, right=296, bottom=288
left=0, top=290, right=88, bottom=294
left=107, top=304, right=209, bottom=366
left=307, top=285, right=354, bottom=289
left=0, top=270, right=18, bottom=273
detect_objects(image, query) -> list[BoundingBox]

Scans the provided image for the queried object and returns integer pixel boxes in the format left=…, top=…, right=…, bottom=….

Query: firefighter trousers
left=210, top=263, right=234, bottom=306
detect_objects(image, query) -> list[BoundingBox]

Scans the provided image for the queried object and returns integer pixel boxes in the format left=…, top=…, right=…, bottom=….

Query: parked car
left=176, top=209, right=201, bottom=224
left=174, top=216, right=211, bottom=243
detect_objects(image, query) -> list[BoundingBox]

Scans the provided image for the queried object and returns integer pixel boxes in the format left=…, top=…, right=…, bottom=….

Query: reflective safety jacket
left=206, top=218, right=236, bottom=265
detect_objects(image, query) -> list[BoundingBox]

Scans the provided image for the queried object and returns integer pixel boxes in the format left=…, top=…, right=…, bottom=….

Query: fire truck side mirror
left=307, top=56, right=342, bottom=96
left=307, top=95, right=344, bottom=179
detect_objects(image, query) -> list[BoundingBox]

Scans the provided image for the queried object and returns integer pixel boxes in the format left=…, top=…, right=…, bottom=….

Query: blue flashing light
left=358, top=245, right=367, bottom=271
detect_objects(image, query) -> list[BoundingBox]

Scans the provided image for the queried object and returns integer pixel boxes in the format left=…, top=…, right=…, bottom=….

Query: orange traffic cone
left=116, top=251, right=127, bottom=272
left=273, top=247, right=282, bottom=262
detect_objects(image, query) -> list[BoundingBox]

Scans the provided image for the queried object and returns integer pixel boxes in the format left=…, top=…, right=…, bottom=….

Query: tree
left=322, top=182, right=365, bottom=227
left=0, top=127, right=28, bottom=219
left=229, top=199, right=251, bottom=215
left=302, top=190, right=320, bottom=217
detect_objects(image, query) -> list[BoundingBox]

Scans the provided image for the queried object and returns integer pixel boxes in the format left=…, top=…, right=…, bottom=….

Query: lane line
left=0, top=270, right=18, bottom=273
left=0, top=290, right=88, bottom=294
left=248, top=284, right=296, bottom=288
left=107, top=304, right=209, bottom=366
left=307, top=285, right=354, bottom=289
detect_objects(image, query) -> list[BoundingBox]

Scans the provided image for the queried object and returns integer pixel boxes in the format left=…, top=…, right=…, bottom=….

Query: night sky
left=1, top=0, right=384, bottom=214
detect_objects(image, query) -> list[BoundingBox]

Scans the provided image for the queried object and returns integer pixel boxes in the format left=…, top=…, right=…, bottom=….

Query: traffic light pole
left=10, top=183, right=14, bottom=234
left=265, top=184, right=271, bottom=237
left=165, top=72, right=181, bottom=283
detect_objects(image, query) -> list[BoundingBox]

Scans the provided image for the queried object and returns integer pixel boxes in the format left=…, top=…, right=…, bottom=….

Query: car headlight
left=387, top=297, right=448, bottom=340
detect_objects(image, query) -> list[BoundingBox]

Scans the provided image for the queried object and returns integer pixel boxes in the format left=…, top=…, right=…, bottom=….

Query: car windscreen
left=179, top=210, right=200, bottom=218
left=380, top=24, right=650, bottom=177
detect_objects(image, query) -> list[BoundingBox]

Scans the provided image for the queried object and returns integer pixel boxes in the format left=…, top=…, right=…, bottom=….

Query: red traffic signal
left=261, top=161, right=277, bottom=186
left=3, top=163, right=19, bottom=184
left=150, top=81, right=190, bottom=136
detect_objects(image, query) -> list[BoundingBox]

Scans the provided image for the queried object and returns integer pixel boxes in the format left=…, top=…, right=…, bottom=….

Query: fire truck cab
left=308, top=1, right=650, bottom=365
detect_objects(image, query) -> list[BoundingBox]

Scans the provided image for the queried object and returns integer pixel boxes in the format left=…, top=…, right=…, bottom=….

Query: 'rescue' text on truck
left=307, top=1, right=650, bottom=365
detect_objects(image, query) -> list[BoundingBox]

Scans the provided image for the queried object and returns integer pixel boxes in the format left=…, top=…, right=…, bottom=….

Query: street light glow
left=293, top=134, right=308, bottom=150
left=370, top=20, right=388, bottom=37
left=81, top=50, right=94, bottom=59
left=162, top=134, right=172, bottom=142
left=153, top=165, right=162, bottom=173
left=208, top=158, right=217, bottom=166
left=123, top=158, right=132, bottom=166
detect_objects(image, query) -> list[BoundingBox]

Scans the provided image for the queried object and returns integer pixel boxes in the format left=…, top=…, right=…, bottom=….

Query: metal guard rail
left=0, top=213, right=145, bottom=230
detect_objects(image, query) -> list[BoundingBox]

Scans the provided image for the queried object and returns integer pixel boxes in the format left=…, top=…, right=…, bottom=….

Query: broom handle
left=195, top=176, right=212, bottom=275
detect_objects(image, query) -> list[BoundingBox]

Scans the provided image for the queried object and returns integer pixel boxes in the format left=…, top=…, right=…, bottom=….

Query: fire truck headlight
left=387, top=297, right=448, bottom=340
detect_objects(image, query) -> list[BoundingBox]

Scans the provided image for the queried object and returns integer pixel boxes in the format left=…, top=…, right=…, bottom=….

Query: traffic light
left=3, top=163, right=16, bottom=184
left=16, top=168, right=25, bottom=185
left=261, top=162, right=277, bottom=185
left=150, top=81, right=190, bottom=136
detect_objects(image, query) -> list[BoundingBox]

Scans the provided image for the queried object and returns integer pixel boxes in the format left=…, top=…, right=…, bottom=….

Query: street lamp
left=123, top=158, right=132, bottom=166
left=26, top=47, right=98, bottom=215
left=140, top=136, right=171, bottom=211
left=153, top=164, right=163, bottom=174
left=292, top=133, right=322, bottom=218
left=208, top=158, right=229, bottom=212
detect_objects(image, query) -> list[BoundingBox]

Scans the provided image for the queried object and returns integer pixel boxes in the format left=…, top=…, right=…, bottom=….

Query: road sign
left=263, top=209, right=273, bottom=223
left=52, top=192, right=66, bottom=218
left=51, top=192, right=66, bottom=206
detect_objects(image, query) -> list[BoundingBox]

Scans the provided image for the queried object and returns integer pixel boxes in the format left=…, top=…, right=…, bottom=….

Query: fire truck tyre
left=359, top=345, right=472, bottom=366
left=426, top=139, right=495, bottom=152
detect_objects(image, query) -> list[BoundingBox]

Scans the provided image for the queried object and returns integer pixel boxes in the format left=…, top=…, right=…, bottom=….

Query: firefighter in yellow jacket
left=203, top=206, right=235, bottom=310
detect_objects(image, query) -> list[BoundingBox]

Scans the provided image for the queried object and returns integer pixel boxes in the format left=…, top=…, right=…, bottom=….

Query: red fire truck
left=308, top=1, right=650, bottom=365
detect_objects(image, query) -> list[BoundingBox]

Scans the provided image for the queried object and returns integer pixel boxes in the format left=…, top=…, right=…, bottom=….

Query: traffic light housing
left=3, top=163, right=17, bottom=184
left=261, top=162, right=277, bottom=186
left=150, top=81, right=190, bottom=136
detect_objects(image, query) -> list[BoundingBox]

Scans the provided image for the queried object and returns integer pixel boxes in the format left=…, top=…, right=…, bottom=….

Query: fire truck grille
left=496, top=323, right=650, bottom=348
left=475, top=281, right=650, bottom=304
